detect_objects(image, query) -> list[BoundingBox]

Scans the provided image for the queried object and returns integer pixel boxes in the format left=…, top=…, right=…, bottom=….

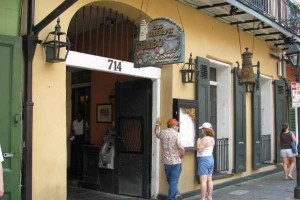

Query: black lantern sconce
left=285, top=43, right=300, bottom=68
left=42, top=18, right=71, bottom=63
left=236, top=47, right=260, bottom=93
left=180, top=53, right=197, bottom=83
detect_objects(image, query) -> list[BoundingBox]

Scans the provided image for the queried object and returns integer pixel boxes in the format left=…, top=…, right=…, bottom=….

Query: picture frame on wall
left=97, top=104, right=113, bottom=123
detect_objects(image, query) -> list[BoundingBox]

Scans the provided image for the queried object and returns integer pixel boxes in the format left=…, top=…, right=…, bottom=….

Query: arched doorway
left=66, top=3, right=159, bottom=199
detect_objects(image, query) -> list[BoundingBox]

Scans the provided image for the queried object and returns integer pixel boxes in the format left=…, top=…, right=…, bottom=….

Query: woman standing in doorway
left=278, top=123, right=297, bottom=180
left=197, top=122, right=215, bottom=200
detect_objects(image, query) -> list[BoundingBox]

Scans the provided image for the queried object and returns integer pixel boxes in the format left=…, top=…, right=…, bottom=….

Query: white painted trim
left=151, top=79, right=160, bottom=198
left=210, top=81, right=218, bottom=86
left=66, top=51, right=161, bottom=79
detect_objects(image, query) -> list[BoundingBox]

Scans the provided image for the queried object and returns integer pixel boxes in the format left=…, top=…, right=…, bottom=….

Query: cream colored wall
left=143, top=0, right=279, bottom=195
left=32, top=0, right=280, bottom=199
left=154, top=1, right=279, bottom=196
left=32, top=1, right=145, bottom=199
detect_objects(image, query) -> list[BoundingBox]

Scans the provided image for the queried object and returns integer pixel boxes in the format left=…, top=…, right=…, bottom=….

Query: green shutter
left=196, top=56, right=210, bottom=184
left=233, top=67, right=246, bottom=173
left=196, top=56, right=210, bottom=135
left=288, top=84, right=296, bottom=132
left=252, top=79, right=262, bottom=169
left=274, top=80, right=286, bottom=163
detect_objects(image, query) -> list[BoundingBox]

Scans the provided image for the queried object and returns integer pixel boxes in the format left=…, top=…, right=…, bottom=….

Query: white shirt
left=197, top=137, right=214, bottom=157
left=72, top=120, right=89, bottom=135
left=0, top=146, right=3, bottom=163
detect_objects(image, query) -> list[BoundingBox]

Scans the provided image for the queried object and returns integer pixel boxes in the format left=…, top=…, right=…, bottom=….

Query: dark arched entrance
left=67, top=3, right=152, bottom=199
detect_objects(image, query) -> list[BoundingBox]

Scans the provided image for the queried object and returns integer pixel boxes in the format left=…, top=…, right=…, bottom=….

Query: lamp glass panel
left=289, top=53, right=297, bottom=66
left=181, top=71, right=187, bottom=83
left=45, top=46, right=55, bottom=60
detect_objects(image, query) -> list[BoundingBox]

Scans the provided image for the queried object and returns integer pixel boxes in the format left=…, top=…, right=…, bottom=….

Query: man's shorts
left=197, top=156, right=214, bottom=175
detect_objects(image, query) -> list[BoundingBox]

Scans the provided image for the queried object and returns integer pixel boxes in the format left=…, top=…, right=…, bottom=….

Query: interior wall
left=90, top=71, right=134, bottom=144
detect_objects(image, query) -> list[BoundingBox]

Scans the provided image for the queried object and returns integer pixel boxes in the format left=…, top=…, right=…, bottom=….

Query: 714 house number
left=108, top=59, right=122, bottom=71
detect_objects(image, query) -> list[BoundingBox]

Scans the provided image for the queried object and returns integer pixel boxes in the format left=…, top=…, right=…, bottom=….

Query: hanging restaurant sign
left=134, top=17, right=185, bottom=68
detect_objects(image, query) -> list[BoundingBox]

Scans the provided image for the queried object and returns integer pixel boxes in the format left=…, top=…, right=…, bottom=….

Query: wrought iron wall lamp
left=42, top=18, right=71, bottom=63
left=236, top=47, right=260, bottom=93
left=180, top=53, right=197, bottom=83
left=285, top=42, right=300, bottom=68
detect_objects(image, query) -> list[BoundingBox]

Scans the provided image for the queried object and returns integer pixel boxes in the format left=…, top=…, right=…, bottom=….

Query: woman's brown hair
left=281, top=123, right=289, bottom=134
left=203, top=128, right=215, bottom=137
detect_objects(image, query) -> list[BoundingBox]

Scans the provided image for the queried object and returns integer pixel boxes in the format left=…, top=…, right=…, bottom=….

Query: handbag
left=290, top=132, right=297, bottom=154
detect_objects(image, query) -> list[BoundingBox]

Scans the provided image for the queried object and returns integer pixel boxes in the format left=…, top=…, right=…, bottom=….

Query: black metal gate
left=67, top=5, right=138, bottom=61
left=114, top=79, right=152, bottom=198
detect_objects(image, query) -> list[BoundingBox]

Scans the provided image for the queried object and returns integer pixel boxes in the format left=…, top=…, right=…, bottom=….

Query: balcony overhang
left=226, top=0, right=300, bottom=42
left=179, top=0, right=300, bottom=50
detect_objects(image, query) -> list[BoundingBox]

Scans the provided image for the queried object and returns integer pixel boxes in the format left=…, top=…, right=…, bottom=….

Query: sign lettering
left=134, top=17, right=185, bottom=68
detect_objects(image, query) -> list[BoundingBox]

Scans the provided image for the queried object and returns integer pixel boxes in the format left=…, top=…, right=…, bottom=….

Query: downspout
left=22, top=0, right=77, bottom=199
left=22, top=0, right=36, bottom=199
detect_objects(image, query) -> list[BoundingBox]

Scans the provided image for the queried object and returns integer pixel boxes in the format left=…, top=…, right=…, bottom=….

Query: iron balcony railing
left=261, top=134, right=271, bottom=163
left=214, top=138, right=229, bottom=173
left=239, top=0, right=300, bottom=36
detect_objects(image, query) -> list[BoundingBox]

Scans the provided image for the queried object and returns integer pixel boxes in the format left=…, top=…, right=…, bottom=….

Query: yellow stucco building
left=1, top=0, right=300, bottom=199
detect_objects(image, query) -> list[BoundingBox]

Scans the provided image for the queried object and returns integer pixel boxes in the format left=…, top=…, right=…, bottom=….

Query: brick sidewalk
left=185, top=172, right=297, bottom=200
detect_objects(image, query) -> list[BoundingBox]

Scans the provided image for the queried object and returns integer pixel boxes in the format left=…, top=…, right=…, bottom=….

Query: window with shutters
left=196, top=57, right=232, bottom=175
left=209, top=62, right=231, bottom=174
left=260, top=76, right=273, bottom=164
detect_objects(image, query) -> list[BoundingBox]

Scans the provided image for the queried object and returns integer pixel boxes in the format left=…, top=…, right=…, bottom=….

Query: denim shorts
left=280, top=149, right=296, bottom=157
left=197, top=156, right=214, bottom=175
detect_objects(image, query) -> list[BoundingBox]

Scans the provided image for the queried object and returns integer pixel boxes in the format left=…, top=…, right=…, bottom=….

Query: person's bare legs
left=207, top=174, right=213, bottom=200
left=282, top=157, right=289, bottom=179
left=200, top=175, right=208, bottom=200
left=288, top=156, right=296, bottom=179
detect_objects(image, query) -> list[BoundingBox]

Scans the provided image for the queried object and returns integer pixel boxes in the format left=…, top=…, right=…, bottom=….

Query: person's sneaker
left=175, top=194, right=183, bottom=200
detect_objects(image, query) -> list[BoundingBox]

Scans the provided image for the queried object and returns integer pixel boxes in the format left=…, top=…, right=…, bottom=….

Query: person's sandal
left=175, top=194, right=183, bottom=200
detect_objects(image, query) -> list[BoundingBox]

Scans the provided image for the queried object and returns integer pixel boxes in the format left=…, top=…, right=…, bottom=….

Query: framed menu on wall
left=173, top=99, right=199, bottom=151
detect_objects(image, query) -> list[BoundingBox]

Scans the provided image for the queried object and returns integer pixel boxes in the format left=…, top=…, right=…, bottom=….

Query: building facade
left=1, top=0, right=300, bottom=199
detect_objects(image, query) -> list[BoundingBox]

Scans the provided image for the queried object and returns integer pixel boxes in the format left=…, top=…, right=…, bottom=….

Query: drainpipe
left=22, top=0, right=77, bottom=199
left=22, top=0, right=36, bottom=199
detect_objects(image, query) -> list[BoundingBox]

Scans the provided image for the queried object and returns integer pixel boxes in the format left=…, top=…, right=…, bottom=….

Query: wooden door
left=0, top=35, right=23, bottom=200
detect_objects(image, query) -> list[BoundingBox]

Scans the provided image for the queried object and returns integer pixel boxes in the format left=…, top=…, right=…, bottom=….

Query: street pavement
left=186, top=171, right=297, bottom=200
left=68, top=171, right=298, bottom=200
